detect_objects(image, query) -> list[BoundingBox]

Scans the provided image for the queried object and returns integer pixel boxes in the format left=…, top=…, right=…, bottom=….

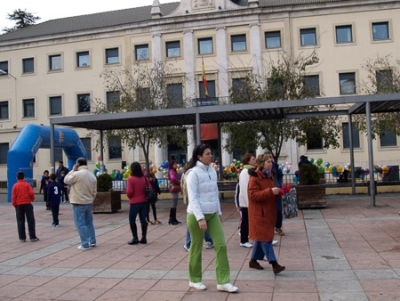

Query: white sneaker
left=217, top=283, right=238, bottom=293
left=240, top=242, right=253, bottom=248
left=77, top=245, right=89, bottom=251
left=89, top=243, right=96, bottom=247
left=205, top=242, right=214, bottom=249
left=183, top=244, right=190, bottom=252
left=189, top=281, right=207, bottom=290
left=272, top=240, right=279, bottom=246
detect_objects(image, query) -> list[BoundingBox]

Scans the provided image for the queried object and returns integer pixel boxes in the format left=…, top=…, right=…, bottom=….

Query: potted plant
left=296, top=163, right=326, bottom=209
left=93, top=173, right=121, bottom=213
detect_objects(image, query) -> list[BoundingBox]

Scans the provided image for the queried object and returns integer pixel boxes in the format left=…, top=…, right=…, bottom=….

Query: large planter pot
left=296, top=184, right=326, bottom=209
left=93, top=191, right=122, bottom=213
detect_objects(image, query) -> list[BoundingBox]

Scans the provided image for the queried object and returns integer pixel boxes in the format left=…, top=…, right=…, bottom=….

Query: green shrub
left=299, top=163, right=320, bottom=185
left=97, top=173, right=113, bottom=192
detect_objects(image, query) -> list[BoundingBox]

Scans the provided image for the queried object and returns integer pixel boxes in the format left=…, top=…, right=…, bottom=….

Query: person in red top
left=126, top=162, right=149, bottom=245
left=12, top=171, right=39, bottom=242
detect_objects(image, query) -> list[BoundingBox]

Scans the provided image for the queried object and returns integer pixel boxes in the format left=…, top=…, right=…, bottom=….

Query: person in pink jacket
left=126, top=162, right=149, bottom=245
left=168, top=159, right=182, bottom=225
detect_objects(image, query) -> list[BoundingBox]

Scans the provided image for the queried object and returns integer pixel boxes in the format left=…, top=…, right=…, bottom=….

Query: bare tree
left=91, top=61, right=187, bottom=172
left=222, top=52, right=341, bottom=161
left=355, top=54, right=400, bottom=137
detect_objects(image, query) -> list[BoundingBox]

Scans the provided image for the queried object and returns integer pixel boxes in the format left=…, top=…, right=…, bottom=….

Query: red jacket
left=247, top=169, right=277, bottom=242
left=126, top=175, right=147, bottom=205
left=12, top=180, right=35, bottom=207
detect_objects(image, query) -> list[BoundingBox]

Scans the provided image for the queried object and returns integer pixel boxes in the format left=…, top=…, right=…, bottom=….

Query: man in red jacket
left=12, top=171, right=39, bottom=242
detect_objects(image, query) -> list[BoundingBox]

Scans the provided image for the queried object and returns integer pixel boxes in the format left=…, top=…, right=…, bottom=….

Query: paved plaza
left=0, top=192, right=399, bottom=301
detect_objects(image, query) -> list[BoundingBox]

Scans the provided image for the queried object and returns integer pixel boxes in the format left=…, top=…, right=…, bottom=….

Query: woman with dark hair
left=126, top=162, right=149, bottom=245
left=168, top=159, right=181, bottom=225
left=237, top=152, right=256, bottom=248
left=185, top=144, right=238, bottom=293
left=247, top=154, right=285, bottom=274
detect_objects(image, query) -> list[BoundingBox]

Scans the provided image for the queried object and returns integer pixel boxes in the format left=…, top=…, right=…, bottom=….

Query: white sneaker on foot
left=272, top=240, right=278, bottom=246
left=183, top=244, right=190, bottom=252
left=239, top=242, right=253, bottom=248
left=189, top=281, right=207, bottom=290
left=217, top=283, right=238, bottom=293
left=205, top=242, right=214, bottom=249
left=77, top=245, right=89, bottom=251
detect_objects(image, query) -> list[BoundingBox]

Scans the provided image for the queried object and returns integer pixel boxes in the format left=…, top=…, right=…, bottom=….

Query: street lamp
left=0, top=69, right=17, bottom=128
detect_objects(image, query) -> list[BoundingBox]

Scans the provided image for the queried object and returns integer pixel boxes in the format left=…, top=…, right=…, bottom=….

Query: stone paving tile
left=1, top=193, right=400, bottom=300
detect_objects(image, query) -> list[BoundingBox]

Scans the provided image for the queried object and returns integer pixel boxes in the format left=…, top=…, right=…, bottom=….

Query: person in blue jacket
left=47, top=173, right=62, bottom=227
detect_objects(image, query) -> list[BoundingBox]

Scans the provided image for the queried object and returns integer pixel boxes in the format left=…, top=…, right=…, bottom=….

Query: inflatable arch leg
left=7, top=124, right=87, bottom=202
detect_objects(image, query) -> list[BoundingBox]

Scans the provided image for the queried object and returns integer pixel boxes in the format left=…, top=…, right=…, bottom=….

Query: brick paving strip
left=0, top=193, right=399, bottom=300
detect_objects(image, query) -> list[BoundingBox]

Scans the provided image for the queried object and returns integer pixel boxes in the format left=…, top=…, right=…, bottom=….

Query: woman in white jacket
left=185, top=144, right=238, bottom=293
left=238, top=153, right=256, bottom=248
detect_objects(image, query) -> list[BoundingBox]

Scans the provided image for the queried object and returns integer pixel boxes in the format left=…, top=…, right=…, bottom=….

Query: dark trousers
left=62, top=188, right=69, bottom=202
left=43, top=191, right=49, bottom=208
left=15, top=204, right=36, bottom=240
left=275, top=198, right=283, bottom=229
left=240, top=207, right=250, bottom=244
left=51, top=204, right=60, bottom=225
left=147, top=203, right=157, bottom=221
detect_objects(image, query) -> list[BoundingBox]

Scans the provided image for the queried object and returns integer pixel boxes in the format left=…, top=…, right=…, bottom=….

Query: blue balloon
left=295, top=170, right=299, bottom=177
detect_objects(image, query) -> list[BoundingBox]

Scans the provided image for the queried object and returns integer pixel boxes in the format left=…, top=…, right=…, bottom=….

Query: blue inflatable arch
left=7, top=124, right=87, bottom=202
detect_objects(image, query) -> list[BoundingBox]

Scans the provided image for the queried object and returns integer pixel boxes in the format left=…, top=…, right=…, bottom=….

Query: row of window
left=0, top=48, right=119, bottom=75
left=0, top=21, right=390, bottom=76
left=306, top=122, right=398, bottom=151
left=0, top=68, right=392, bottom=120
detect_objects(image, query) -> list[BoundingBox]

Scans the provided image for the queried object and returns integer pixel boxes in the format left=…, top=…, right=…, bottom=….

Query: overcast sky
left=1, top=0, right=178, bottom=30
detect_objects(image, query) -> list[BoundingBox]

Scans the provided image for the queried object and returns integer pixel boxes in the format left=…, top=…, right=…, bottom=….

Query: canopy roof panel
left=50, top=93, right=400, bottom=130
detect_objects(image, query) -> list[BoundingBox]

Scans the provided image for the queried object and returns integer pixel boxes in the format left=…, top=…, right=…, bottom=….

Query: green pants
left=187, top=212, right=230, bottom=284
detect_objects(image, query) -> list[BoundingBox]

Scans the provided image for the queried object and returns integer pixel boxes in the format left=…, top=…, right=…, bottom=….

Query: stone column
left=216, top=26, right=232, bottom=166
left=184, top=30, right=197, bottom=157
left=249, top=23, right=263, bottom=79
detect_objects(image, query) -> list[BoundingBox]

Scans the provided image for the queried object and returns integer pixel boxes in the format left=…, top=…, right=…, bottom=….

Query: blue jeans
left=129, top=202, right=148, bottom=225
left=72, top=204, right=96, bottom=248
left=185, top=228, right=212, bottom=248
left=251, top=241, right=276, bottom=263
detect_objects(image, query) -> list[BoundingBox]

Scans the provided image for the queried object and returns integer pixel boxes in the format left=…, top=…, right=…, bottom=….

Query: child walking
left=47, top=173, right=62, bottom=227
left=12, top=171, right=39, bottom=242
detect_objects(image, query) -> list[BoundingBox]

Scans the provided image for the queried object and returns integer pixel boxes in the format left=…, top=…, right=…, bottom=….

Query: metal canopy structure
left=50, top=93, right=400, bottom=131
left=50, top=93, right=400, bottom=206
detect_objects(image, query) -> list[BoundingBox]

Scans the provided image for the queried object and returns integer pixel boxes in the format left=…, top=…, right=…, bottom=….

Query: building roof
left=0, top=0, right=347, bottom=43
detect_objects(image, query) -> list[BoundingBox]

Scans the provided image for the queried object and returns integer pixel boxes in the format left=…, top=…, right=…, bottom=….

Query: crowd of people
left=11, top=147, right=288, bottom=294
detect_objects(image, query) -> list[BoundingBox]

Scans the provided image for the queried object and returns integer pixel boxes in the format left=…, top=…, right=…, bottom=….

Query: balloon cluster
left=158, top=160, right=184, bottom=179
left=223, top=159, right=242, bottom=180
left=93, top=155, right=107, bottom=176
left=375, top=164, right=392, bottom=177
left=279, top=162, right=292, bottom=174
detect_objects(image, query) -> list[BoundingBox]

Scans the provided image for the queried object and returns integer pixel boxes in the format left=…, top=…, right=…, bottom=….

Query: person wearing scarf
left=247, top=154, right=285, bottom=275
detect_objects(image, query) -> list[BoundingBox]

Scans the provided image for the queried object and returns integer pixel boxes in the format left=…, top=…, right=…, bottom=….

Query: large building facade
left=0, top=0, right=399, bottom=183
